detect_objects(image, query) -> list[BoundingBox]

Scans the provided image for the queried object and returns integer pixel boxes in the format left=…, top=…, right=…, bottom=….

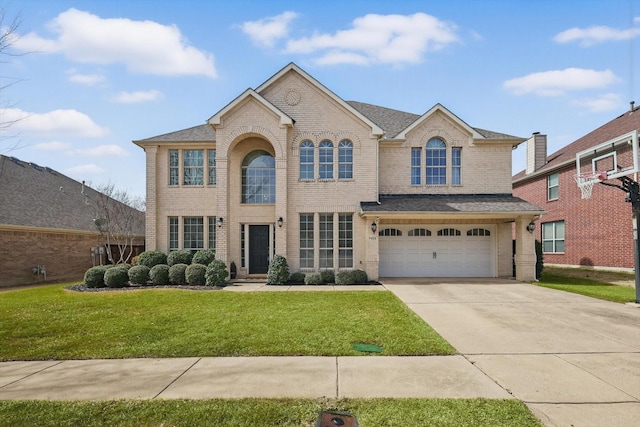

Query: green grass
left=537, top=271, right=637, bottom=303
left=0, top=398, right=543, bottom=427
left=0, top=284, right=455, bottom=360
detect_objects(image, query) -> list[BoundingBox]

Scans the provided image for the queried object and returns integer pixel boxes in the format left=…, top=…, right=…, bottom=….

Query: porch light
left=277, top=217, right=283, bottom=228
left=526, top=221, right=535, bottom=233
left=217, top=217, right=224, bottom=228
left=371, top=222, right=377, bottom=233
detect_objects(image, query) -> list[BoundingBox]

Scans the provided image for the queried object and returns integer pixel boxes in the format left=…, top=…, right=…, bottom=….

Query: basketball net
left=574, top=171, right=607, bottom=199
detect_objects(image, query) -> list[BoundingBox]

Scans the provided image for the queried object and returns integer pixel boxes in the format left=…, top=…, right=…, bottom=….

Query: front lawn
left=0, top=284, right=455, bottom=360
left=0, top=398, right=543, bottom=427
left=537, top=270, right=637, bottom=303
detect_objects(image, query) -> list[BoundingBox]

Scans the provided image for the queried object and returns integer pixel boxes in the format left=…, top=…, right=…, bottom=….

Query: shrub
left=167, top=249, right=193, bottom=266
left=205, top=260, right=228, bottom=287
left=288, top=272, right=305, bottom=283
left=192, top=249, right=216, bottom=266
left=267, top=254, right=290, bottom=285
left=351, top=269, right=368, bottom=283
left=304, top=272, right=323, bottom=285
left=84, top=266, right=107, bottom=288
left=169, top=263, right=188, bottom=285
left=186, top=263, right=207, bottom=286
left=320, top=270, right=335, bottom=284
left=104, top=267, right=129, bottom=288
left=128, top=265, right=150, bottom=285
left=335, top=271, right=354, bottom=285
left=115, top=263, right=131, bottom=271
left=149, top=264, right=170, bottom=285
left=136, top=250, right=167, bottom=268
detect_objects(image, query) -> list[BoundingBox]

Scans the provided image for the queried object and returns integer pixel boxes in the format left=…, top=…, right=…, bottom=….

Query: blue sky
left=3, top=0, right=639, bottom=200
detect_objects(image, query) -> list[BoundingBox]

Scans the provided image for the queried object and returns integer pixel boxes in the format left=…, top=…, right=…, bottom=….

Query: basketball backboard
left=575, top=130, right=639, bottom=186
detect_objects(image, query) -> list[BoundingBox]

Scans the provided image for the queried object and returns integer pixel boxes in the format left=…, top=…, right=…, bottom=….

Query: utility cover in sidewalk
left=352, top=343, right=383, bottom=353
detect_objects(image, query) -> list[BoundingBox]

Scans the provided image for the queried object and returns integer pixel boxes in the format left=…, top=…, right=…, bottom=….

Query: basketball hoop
left=574, top=170, right=607, bottom=199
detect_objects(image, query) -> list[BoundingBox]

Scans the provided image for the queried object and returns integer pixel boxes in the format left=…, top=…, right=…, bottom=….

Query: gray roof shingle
left=361, top=194, right=544, bottom=214
left=135, top=124, right=215, bottom=143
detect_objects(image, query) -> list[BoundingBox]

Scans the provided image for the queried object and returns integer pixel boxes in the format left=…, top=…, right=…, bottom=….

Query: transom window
left=547, top=173, right=559, bottom=200
left=408, top=228, right=431, bottom=236
left=299, top=141, right=314, bottom=180
left=379, top=228, right=402, bottom=236
left=319, top=141, right=334, bottom=180
left=242, top=150, right=275, bottom=204
left=338, top=140, right=353, bottom=180
left=437, top=228, right=461, bottom=236
left=467, top=228, right=490, bottom=236
left=542, top=221, right=565, bottom=253
left=426, top=138, right=447, bottom=185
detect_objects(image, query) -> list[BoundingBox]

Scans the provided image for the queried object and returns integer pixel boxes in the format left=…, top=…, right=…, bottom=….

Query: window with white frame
left=242, top=150, right=276, bottom=204
left=547, top=173, right=559, bottom=200
left=319, top=141, right=334, bottom=180
left=338, top=214, right=353, bottom=268
left=183, top=150, right=204, bottom=185
left=208, top=216, right=216, bottom=249
left=542, top=221, right=565, bottom=253
left=411, top=147, right=421, bottom=185
left=169, top=217, right=178, bottom=250
left=299, top=141, right=314, bottom=180
left=169, top=150, right=179, bottom=186
left=183, top=217, right=204, bottom=251
left=452, top=147, right=462, bottom=185
left=299, top=214, right=314, bottom=269
left=426, top=138, right=447, bottom=185
left=208, top=149, right=217, bottom=185
left=338, top=140, right=353, bottom=180
left=319, top=213, right=334, bottom=268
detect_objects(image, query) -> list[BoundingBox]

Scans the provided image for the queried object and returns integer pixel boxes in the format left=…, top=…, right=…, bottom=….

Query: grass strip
left=0, top=284, right=455, bottom=360
left=537, top=272, right=636, bottom=303
left=0, top=398, right=543, bottom=427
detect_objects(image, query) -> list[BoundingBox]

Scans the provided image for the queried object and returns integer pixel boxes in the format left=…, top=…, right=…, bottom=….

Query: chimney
left=631, top=101, right=635, bottom=111
left=525, top=132, right=547, bottom=174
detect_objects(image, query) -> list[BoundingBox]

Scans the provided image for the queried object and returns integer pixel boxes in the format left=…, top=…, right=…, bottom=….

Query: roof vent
left=631, top=101, right=635, bottom=112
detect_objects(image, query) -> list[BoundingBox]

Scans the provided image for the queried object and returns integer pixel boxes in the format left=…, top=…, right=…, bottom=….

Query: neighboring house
left=135, top=63, right=542, bottom=281
left=0, top=155, right=145, bottom=287
left=513, top=103, right=640, bottom=271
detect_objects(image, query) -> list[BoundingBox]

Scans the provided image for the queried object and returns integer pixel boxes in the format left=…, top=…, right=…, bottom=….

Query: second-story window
left=452, top=147, right=462, bottom=185
left=411, top=147, right=421, bottom=185
left=338, top=140, right=353, bottom=180
left=183, top=149, right=204, bottom=185
left=299, top=140, right=314, bottom=180
left=426, top=138, right=446, bottom=185
left=208, top=149, right=216, bottom=185
left=169, top=150, right=179, bottom=186
left=319, top=140, right=334, bottom=180
left=242, top=150, right=275, bottom=204
left=548, top=173, right=559, bottom=200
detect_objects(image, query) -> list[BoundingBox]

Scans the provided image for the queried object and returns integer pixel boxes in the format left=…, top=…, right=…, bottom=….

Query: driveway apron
left=383, top=278, right=640, bottom=427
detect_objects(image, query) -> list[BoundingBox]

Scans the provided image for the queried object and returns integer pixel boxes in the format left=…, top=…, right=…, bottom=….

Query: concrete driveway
left=383, top=278, right=640, bottom=427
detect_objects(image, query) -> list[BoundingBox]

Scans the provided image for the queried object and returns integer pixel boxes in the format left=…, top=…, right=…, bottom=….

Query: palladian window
left=242, top=150, right=275, bottom=204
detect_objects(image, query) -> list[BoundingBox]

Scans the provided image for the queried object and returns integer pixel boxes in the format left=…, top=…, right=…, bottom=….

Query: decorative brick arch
left=225, top=125, right=285, bottom=158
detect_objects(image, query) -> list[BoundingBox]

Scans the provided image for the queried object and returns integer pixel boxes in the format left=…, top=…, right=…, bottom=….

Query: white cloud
left=504, top=68, right=620, bottom=96
left=65, top=164, right=106, bottom=175
left=285, top=12, right=459, bottom=65
left=2, top=108, right=109, bottom=137
left=554, top=25, right=640, bottom=46
left=112, top=89, right=163, bottom=104
left=571, top=93, right=622, bottom=112
left=241, top=11, right=298, bottom=47
left=71, top=144, right=129, bottom=157
left=69, top=73, right=106, bottom=85
left=15, top=8, right=216, bottom=78
left=34, top=141, right=72, bottom=151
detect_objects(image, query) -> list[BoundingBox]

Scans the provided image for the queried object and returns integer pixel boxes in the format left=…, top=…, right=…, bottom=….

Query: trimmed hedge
left=192, top=249, right=216, bottom=266
left=205, top=260, right=228, bottom=287
left=320, top=270, right=335, bottom=284
left=169, top=263, right=188, bottom=285
left=104, top=267, right=129, bottom=288
left=84, top=266, right=107, bottom=288
left=167, top=249, right=193, bottom=266
left=186, top=264, right=207, bottom=286
left=304, top=272, right=323, bottom=285
left=267, top=255, right=290, bottom=285
left=149, top=264, right=170, bottom=285
left=128, top=265, right=150, bottom=285
left=288, top=272, right=305, bottom=283
left=136, top=251, right=167, bottom=268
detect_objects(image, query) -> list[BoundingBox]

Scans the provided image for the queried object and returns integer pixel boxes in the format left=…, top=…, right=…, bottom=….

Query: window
left=452, top=147, right=462, bottom=185
left=319, top=140, right=334, bottom=180
left=299, top=214, right=314, bottom=269
left=169, top=217, right=178, bottom=250
left=542, top=221, right=565, bottom=253
left=426, top=138, right=447, bottom=185
left=208, top=149, right=217, bottom=185
left=299, top=141, right=314, bottom=180
left=338, top=214, right=353, bottom=268
left=548, top=173, right=559, bottom=200
left=208, top=216, right=216, bottom=249
left=242, top=150, right=275, bottom=204
left=169, top=150, right=179, bottom=186
left=467, top=228, right=490, bottom=236
left=408, top=228, right=431, bottom=236
left=379, top=228, right=402, bottom=236
left=338, top=140, right=353, bottom=179
left=437, top=228, right=461, bottom=236
left=183, top=149, right=204, bottom=185
left=183, top=217, right=204, bottom=251
left=319, top=214, right=334, bottom=268
left=411, top=148, right=421, bottom=185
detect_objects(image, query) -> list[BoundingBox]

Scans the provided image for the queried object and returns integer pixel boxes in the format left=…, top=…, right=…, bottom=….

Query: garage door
left=379, top=225, right=494, bottom=277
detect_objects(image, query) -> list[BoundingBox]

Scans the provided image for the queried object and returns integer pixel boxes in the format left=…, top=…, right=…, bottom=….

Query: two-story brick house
left=135, top=63, right=543, bottom=281
left=513, top=103, right=640, bottom=271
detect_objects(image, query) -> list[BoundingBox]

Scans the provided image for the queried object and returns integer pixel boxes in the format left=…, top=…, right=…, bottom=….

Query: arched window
left=408, top=228, right=431, bottom=236
left=378, top=228, right=402, bottom=236
left=299, top=140, right=314, bottom=180
left=242, top=150, right=275, bottom=204
left=467, top=228, right=491, bottom=236
left=426, top=138, right=446, bottom=185
left=437, top=228, right=461, bottom=236
left=338, top=140, right=353, bottom=179
left=319, top=140, right=333, bottom=179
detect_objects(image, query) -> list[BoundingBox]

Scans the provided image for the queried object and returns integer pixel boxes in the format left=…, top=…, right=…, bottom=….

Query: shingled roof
left=134, top=124, right=216, bottom=143
left=361, top=194, right=544, bottom=215
left=513, top=104, right=640, bottom=182
left=0, top=155, right=145, bottom=234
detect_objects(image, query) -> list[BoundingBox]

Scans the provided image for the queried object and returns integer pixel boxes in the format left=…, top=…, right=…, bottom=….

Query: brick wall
left=513, top=164, right=635, bottom=269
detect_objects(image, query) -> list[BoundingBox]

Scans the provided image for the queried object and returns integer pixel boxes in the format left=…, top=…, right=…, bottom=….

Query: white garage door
left=379, top=225, right=494, bottom=277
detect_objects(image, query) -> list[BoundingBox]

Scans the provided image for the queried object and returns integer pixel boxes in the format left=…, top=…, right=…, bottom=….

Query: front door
left=249, top=225, right=270, bottom=274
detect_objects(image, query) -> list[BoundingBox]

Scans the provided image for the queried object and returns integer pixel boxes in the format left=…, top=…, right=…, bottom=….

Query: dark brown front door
left=249, top=225, right=270, bottom=274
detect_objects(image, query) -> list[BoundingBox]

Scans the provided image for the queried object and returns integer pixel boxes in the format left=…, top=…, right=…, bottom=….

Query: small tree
left=267, top=255, right=290, bottom=285
left=205, top=260, right=228, bottom=286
